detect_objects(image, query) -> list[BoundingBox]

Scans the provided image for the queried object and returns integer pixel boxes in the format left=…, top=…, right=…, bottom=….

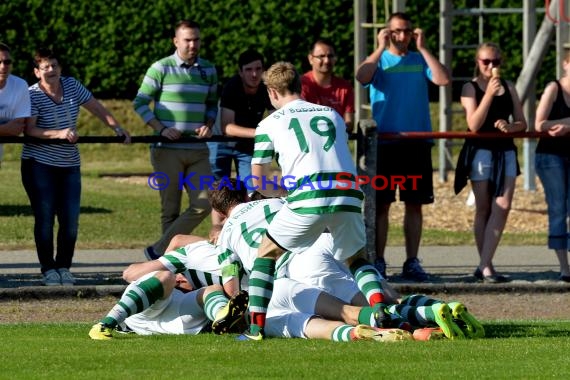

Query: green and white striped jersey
left=252, top=99, right=363, bottom=214
left=217, top=198, right=292, bottom=285
left=158, top=240, right=222, bottom=289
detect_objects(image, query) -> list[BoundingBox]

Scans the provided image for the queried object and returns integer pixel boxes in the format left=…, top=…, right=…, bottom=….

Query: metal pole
left=392, top=0, right=406, bottom=12
left=354, top=0, right=367, bottom=124
left=439, top=0, right=453, bottom=182
left=557, top=0, right=569, bottom=76
left=479, top=0, right=484, bottom=42
left=516, top=0, right=558, bottom=103
left=357, top=120, right=378, bottom=262
left=523, top=0, right=537, bottom=191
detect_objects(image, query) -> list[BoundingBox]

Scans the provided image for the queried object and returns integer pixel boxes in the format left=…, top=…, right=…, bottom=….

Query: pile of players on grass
left=89, top=181, right=484, bottom=342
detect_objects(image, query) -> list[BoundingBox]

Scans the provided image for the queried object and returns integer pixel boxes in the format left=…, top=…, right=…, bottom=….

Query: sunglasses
left=0, top=59, right=13, bottom=65
left=391, top=29, right=413, bottom=35
left=478, top=58, right=501, bottom=66
left=312, top=54, right=336, bottom=60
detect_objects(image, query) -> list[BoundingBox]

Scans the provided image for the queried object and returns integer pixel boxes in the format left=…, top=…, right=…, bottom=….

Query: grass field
left=2, top=321, right=570, bottom=379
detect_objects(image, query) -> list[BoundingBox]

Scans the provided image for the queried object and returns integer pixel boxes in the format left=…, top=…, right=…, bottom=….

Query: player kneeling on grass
left=89, top=270, right=248, bottom=340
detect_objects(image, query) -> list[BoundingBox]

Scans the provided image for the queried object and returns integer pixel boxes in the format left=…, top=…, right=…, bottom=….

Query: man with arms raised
left=356, top=12, right=450, bottom=281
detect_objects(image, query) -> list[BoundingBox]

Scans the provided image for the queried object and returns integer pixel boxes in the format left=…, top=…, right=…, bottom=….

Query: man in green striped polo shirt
left=134, top=20, right=218, bottom=259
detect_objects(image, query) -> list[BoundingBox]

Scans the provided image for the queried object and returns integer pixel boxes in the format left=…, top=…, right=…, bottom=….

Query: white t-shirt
left=0, top=75, right=31, bottom=122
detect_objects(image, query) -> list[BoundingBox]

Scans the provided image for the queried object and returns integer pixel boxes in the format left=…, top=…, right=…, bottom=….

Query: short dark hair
left=0, top=42, right=10, bottom=53
left=238, top=49, right=264, bottom=70
left=388, top=12, right=412, bottom=24
left=174, top=20, right=200, bottom=35
left=309, top=38, right=335, bottom=54
left=249, top=191, right=268, bottom=201
left=207, top=178, right=247, bottom=215
left=33, top=47, right=59, bottom=68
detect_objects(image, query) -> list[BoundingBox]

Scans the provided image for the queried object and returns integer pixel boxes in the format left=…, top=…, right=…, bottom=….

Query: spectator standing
left=455, top=42, right=527, bottom=283
left=0, top=43, right=29, bottom=164
left=216, top=49, right=273, bottom=183
left=208, top=49, right=273, bottom=237
left=534, top=49, right=570, bottom=282
left=133, top=20, right=218, bottom=259
left=355, top=12, right=450, bottom=281
left=301, top=39, right=355, bottom=132
left=22, top=48, right=130, bottom=286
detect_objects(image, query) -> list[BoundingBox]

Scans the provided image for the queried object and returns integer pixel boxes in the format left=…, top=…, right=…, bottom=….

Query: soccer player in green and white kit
left=208, top=181, right=414, bottom=342
left=89, top=238, right=248, bottom=339
left=241, top=62, right=386, bottom=341
left=210, top=181, right=485, bottom=341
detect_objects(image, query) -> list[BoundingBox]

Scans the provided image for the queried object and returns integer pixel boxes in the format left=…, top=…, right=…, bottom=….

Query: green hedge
left=3, top=0, right=354, bottom=98
left=1, top=0, right=556, bottom=99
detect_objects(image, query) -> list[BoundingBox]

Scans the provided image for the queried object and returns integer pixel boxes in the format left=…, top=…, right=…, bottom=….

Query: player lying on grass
left=387, top=294, right=485, bottom=339
left=287, top=233, right=484, bottom=339
left=209, top=180, right=484, bottom=340
left=89, top=269, right=248, bottom=340
left=92, top=235, right=411, bottom=342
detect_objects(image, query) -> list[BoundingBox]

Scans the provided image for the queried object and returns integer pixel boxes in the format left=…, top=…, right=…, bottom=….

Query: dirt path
left=1, top=292, right=568, bottom=324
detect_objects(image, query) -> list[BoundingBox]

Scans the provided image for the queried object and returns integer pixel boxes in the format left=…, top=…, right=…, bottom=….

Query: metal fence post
left=357, top=119, right=378, bottom=262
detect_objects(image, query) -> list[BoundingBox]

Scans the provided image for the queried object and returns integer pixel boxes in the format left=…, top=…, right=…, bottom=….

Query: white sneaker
left=58, top=268, right=76, bottom=286
left=43, top=269, right=61, bottom=286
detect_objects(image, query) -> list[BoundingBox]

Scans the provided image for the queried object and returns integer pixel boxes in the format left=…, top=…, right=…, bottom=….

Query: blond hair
left=263, top=61, right=301, bottom=96
left=474, top=42, right=503, bottom=77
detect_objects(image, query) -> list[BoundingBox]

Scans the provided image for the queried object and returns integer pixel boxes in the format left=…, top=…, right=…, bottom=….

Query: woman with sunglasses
left=455, top=42, right=527, bottom=283
left=534, top=49, right=570, bottom=282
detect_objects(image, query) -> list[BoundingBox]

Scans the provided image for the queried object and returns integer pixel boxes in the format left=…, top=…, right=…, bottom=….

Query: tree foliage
left=0, top=0, right=557, bottom=100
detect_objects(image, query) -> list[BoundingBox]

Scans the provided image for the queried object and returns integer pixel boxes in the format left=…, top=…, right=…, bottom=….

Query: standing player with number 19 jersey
left=254, top=100, right=360, bottom=214
left=241, top=62, right=387, bottom=341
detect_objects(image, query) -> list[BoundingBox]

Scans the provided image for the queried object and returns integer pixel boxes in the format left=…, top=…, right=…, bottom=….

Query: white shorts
left=470, top=149, right=517, bottom=181
left=285, top=234, right=360, bottom=304
left=124, top=273, right=209, bottom=335
left=266, top=204, right=366, bottom=261
left=265, top=278, right=321, bottom=339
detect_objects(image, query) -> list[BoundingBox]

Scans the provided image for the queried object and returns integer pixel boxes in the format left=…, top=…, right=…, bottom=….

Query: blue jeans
left=21, top=159, right=81, bottom=273
left=207, top=142, right=253, bottom=189
left=535, top=153, right=570, bottom=251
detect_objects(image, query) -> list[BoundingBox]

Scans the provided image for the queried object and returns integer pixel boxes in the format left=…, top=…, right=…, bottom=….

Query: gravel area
left=1, top=292, right=568, bottom=324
